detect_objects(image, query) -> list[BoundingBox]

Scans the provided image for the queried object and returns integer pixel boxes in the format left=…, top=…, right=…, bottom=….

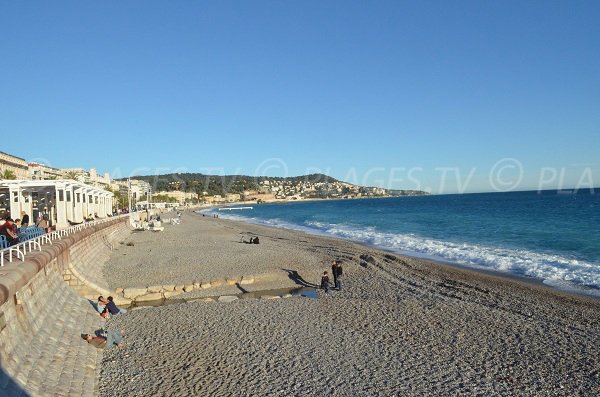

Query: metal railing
left=0, top=215, right=128, bottom=267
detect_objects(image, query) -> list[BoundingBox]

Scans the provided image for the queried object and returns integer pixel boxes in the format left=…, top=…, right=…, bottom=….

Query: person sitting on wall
left=106, top=296, right=128, bottom=316
left=0, top=218, right=19, bottom=246
left=81, top=329, right=123, bottom=349
left=97, top=296, right=109, bottom=318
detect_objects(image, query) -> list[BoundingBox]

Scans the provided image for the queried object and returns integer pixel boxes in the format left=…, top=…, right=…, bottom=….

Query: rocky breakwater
left=118, top=275, right=258, bottom=304
left=0, top=217, right=127, bottom=397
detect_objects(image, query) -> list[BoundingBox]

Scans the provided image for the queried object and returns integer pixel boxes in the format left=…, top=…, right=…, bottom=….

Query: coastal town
left=1, top=150, right=428, bottom=219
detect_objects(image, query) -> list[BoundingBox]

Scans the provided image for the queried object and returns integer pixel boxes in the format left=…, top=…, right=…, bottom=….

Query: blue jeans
left=107, top=330, right=123, bottom=347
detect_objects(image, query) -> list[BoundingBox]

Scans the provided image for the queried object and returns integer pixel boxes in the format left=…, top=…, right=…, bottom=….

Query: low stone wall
left=119, top=275, right=257, bottom=302
left=0, top=217, right=128, bottom=397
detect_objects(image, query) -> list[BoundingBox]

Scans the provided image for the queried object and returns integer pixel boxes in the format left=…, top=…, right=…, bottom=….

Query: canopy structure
left=0, top=179, right=114, bottom=230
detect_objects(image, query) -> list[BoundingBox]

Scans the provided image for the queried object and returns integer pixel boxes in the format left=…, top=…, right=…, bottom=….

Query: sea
left=203, top=190, right=600, bottom=296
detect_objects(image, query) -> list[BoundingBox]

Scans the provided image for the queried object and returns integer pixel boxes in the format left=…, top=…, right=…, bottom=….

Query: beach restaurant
left=0, top=180, right=113, bottom=230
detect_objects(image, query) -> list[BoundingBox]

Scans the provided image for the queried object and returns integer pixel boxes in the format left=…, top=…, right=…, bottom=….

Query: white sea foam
left=208, top=211, right=600, bottom=294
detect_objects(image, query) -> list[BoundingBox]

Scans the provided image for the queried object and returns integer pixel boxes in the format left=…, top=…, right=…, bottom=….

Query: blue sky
left=1, top=1, right=598, bottom=193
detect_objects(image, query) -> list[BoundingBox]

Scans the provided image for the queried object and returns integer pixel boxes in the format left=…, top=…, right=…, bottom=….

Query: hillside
left=120, top=173, right=429, bottom=199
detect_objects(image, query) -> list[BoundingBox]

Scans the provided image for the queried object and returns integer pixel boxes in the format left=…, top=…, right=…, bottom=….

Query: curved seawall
left=0, top=217, right=131, bottom=397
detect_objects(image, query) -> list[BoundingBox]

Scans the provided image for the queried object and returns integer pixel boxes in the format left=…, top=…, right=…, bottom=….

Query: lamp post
left=127, top=178, right=132, bottom=215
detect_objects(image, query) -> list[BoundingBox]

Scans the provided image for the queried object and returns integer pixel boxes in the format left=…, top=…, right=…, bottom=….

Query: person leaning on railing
left=0, top=217, right=19, bottom=246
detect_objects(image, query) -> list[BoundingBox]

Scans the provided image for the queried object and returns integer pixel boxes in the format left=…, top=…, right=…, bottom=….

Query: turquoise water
left=205, top=190, right=600, bottom=294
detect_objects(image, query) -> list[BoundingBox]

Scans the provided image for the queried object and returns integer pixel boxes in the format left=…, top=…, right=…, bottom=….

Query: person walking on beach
left=320, top=271, right=330, bottom=292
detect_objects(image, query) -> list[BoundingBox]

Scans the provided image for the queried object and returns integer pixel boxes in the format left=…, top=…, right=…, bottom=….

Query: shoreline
left=196, top=208, right=600, bottom=301
left=215, top=213, right=600, bottom=303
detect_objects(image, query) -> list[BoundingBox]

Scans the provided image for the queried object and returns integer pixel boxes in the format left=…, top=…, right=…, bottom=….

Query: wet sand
left=99, top=211, right=600, bottom=397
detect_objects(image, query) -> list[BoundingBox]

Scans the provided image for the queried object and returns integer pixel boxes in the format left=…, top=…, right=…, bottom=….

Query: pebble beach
left=99, top=211, right=600, bottom=397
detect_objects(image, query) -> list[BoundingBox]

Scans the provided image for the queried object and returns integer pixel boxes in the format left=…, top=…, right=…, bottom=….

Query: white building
left=0, top=151, right=29, bottom=180
left=153, top=190, right=195, bottom=204
left=114, top=179, right=151, bottom=204
left=29, top=162, right=63, bottom=180
left=61, top=167, right=113, bottom=189
left=0, top=180, right=113, bottom=229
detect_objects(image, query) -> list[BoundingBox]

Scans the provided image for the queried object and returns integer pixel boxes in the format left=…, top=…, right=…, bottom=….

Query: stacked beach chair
left=17, top=226, right=46, bottom=242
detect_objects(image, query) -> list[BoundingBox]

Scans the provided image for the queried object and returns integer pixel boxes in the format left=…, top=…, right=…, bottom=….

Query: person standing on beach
left=320, top=271, right=330, bottom=292
left=331, top=260, right=338, bottom=288
left=335, top=262, right=343, bottom=290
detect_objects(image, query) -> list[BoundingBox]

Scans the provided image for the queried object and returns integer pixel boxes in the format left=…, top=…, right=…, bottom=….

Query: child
left=320, top=271, right=330, bottom=292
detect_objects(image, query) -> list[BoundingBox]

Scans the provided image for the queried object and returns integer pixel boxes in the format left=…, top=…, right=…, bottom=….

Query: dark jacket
left=106, top=301, right=120, bottom=315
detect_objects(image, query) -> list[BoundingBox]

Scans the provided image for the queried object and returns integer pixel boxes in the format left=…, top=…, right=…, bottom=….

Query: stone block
left=113, top=296, right=131, bottom=306
left=226, top=278, right=239, bottom=286
left=123, top=287, right=148, bottom=299
left=183, top=284, right=194, bottom=292
left=210, top=279, right=224, bottom=288
left=147, top=285, right=163, bottom=293
left=162, top=284, right=175, bottom=292
left=174, top=284, right=185, bottom=292
left=163, top=291, right=181, bottom=299
left=200, top=283, right=212, bottom=289
left=218, top=295, right=238, bottom=303
left=135, top=292, right=164, bottom=302
left=240, top=276, right=255, bottom=285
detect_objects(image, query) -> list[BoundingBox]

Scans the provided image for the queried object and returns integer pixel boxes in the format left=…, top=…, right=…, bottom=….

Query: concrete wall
left=0, top=217, right=130, bottom=397
left=65, top=221, right=132, bottom=302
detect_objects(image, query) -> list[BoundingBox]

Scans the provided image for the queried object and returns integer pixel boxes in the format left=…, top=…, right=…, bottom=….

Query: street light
left=127, top=177, right=132, bottom=214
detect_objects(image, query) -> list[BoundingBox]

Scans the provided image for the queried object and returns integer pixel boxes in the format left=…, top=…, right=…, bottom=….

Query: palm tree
left=64, top=171, right=79, bottom=180
left=1, top=169, right=16, bottom=180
